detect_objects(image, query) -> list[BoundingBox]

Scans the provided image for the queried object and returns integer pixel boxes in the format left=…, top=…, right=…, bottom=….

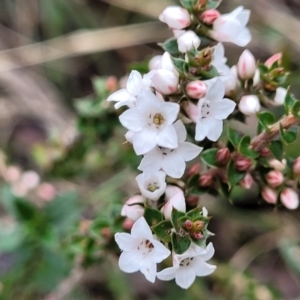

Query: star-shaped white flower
left=107, top=70, right=152, bottom=109
left=138, top=120, right=202, bottom=178
left=195, top=78, right=236, bottom=141
left=210, top=6, right=251, bottom=47
left=157, top=242, right=216, bottom=289
left=115, top=217, right=171, bottom=283
left=119, top=89, right=180, bottom=155
left=136, top=171, right=166, bottom=201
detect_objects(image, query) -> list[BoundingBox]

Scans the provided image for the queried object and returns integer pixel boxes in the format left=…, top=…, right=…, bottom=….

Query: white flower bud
left=21, top=171, right=40, bottom=190
left=268, top=159, right=286, bottom=171
left=162, top=185, right=186, bottom=219
left=186, top=80, right=207, bottom=99
left=280, top=188, right=299, bottom=210
left=253, top=69, right=260, bottom=86
left=237, top=49, right=256, bottom=80
left=148, top=55, right=162, bottom=70
left=151, top=69, right=178, bottom=95
left=125, top=131, right=134, bottom=143
left=238, top=95, right=260, bottom=115
left=159, top=6, right=191, bottom=29
left=261, top=187, right=277, bottom=204
left=121, top=195, right=146, bottom=221
left=274, top=87, right=287, bottom=105
left=177, top=30, right=201, bottom=53
left=265, top=170, right=284, bottom=188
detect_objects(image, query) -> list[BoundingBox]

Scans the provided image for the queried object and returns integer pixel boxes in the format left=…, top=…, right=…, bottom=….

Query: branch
left=251, top=114, right=300, bottom=151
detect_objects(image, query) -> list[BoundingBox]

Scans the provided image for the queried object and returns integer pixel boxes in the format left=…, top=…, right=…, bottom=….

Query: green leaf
left=180, top=0, right=197, bottom=11
left=160, top=38, right=180, bottom=55
left=257, top=111, right=275, bottom=132
left=171, top=232, right=191, bottom=254
left=188, top=186, right=209, bottom=196
left=206, top=0, right=222, bottom=9
left=74, top=98, right=104, bottom=117
left=92, top=77, right=107, bottom=98
left=186, top=206, right=201, bottom=219
left=171, top=57, right=188, bottom=74
left=279, top=124, right=297, bottom=144
left=268, top=140, right=283, bottom=160
left=14, top=199, right=36, bottom=222
left=227, top=127, right=242, bottom=149
left=238, top=135, right=259, bottom=158
left=152, top=220, right=173, bottom=243
left=292, top=100, right=300, bottom=120
left=226, top=160, right=246, bottom=189
left=187, top=174, right=200, bottom=188
left=257, top=63, right=269, bottom=75
left=198, top=65, right=219, bottom=79
left=201, top=148, right=219, bottom=167
left=171, top=207, right=186, bottom=231
left=144, top=206, right=163, bottom=227
left=284, top=93, right=296, bottom=114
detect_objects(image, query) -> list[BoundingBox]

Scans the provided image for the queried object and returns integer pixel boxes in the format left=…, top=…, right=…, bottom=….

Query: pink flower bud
left=216, top=148, right=230, bottom=165
left=186, top=80, right=207, bottom=99
left=293, top=157, right=300, bottom=176
left=200, top=9, right=220, bottom=25
left=148, top=55, right=162, bottom=70
left=234, top=157, right=252, bottom=172
left=4, top=165, right=21, bottom=183
left=159, top=6, right=191, bottom=29
left=237, top=50, right=256, bottom=80
left=280, top=188, right=299, bottom=210
left=121, top=195, right=145, bottom=221
left=265, top=170, right=284, bottom=188
left=36, top=183, right=56, bottom=201
left=162, top=185, right=186, bottom=219
left=268, top=159, right=286, bottom=171
left=240, top=173, right=253, bottom=189
left=151, top=69, right=178, bottom=95
left=265, top=53, right=282, bottom=68
left=186, top=195, right=199, bottom=207
left=184, top=220, right=193, bottom=230
left=274, top=87, right=287, bottom=105
left=187, top=163, right=200, bottom=177
left=198, top=173, right=213, bottom=187
left=21, top=171, right=40, bottom=190
left=193, top=232, right=203, bottom=240
left=260, top=147, right=271, bottom=157
left=261, top=187, right=277, bottom=204
left=123, top=218, right=134, bottom=230
left=177, top=30, right=201, bottom=53
left=238, top=95, right=260, bottom=115
left=105, top=76, right=118, bottom=92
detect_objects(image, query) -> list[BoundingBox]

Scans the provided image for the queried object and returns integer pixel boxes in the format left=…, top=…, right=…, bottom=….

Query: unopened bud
left=238, top=95, right=261, bottom=115
left=280, top=188, right=299, bottom=210
left=186, top=80, right=207, bottom=99
left=187, top=163, right=200, bottom=177
left=293, top=157, right=300, bottom=176
left=186, top=195, right=199, bottom=207
left=105, top=76, right=118, bottom=92
left=260, top=147, right=271, bottom=157
left=268, top=159, right=286, bottom=171
left=159, top=6, right=191, bottom=30
left=101, top=227, right=112, bottom=238
left=184, top=220, right=193, bottom=230
left=177, top=30, right=201, bottom=53
left=121, top=195, right=145, bottom=221
left=261, top=187, right=277, bottom=204
left=123, top=218, right=134, bottom=230
left=237, top=50, right=256, bottom=80
left=233, top=157, right=252, bottom=172
left=264, top=82, right=277, bottom=92
left=216, top=147, right=230, bottom=165
left=253, top=69, right=260, bottom=86
left=200, top=9, right=220, bottom=25
left=240, top=173, right=253, bottom=189
left=193, top=220, right=204, bottom=231
left=151, top=69, right=178, bottom=95
left=274, top=87, right=287, bottom=105
left=193, top=232, right=203, bottom=240
left=148, top=55, right=162, bottom=70
left=265, top=170, right=284, bottom=188
left=198, top=173, right=213, bottom=187
left=265, top=53, right=282, bottom=68
left=192, top=48, right=213, bottom=67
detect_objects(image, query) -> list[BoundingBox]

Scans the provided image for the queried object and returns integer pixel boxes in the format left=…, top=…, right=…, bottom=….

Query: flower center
left=200, top=101, right=210, bottom=119
left=179, top=257, right=194, bottom=267
left=153, top=113, right=165, bottom=126
left=137, top=239, right=154, bottom=256
left=158, top=146, right=174, bottom=156
left=147, top=182, right=159, bottom=192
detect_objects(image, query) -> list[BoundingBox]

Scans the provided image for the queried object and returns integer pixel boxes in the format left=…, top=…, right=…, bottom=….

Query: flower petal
left=115, top=233, right=137, bottom=251
left=233, top=28, right=251, bottom=47
left=160, top=102, right=180, bottom=125
left=177, top=142, right=202, bottom=161
left=209, top=98, right=236, bottom=119
left=162, top=152, right=186, bottom=178
left=175, top=266, right=196, bottom=289
left=139, top=259, right=157, bottom=283
left=131, top=217, right=153, bottom=240
left=206, top=118, right=223, bottom=141
left=195, top=120, right=208, bottom=141
left=138, top=148, right=162, bottom=173
left=200, top=242, right=215, bottom=261
left=173, top=120, right=187, bottom=142
left=136, top=89, right=161, bottom=113
left=205, top=78, right=225, bottom=102
left=192, top=259, right=216, bottom=276
left=132, top=128, right=158, bottom=155
left=126, top=70, right=143, bottom=96
left=107, top=88, right=134, bottom=103
left=157, top=267, right=177, bottom=281
left=119, top=108, right=146, bottom=132
left=152, top=240, right=171, bottom=263
left=118, top=250, right=141, bottom=273
left=236, top=9, right=250, bottom=27
left=156, top=125, right=178, bottom=149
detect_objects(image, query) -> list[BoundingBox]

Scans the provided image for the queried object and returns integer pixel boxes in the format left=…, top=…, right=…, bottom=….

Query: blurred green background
left=0, top=0, right=299, bottom=299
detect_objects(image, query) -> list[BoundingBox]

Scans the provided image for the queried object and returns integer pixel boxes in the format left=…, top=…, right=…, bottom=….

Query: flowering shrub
left=107, top=0, right=300, bottom=290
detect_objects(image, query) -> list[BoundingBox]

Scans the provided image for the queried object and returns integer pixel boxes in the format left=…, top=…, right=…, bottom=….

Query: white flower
left=280, top=188, right=299, bottom=210
left=210, top=6, right=251, bottom=47
left=238, top=95, right=260, bottom=115
left=162, top=185, right=186, bottom=219
left=121, top=195, right=146, bottom=221
left=138, top=120, right=202, bottom=178
left=115, top=217, right=171, bottom=283
left=119, top=90, right=179, bottom=155
left=195, top=79, right=236, bottom=141
left=224, top=66, right=239, bottom=96
left=237, top=49, right=256, bottom=80
left=159, top=6, right=191, bottom=30
left=274, top=87, right=287, bottom=105
left=107, top=70, right=152, bottom=109
left=211, top=43, right=230, bottom=77
left=175, top=30, right=201, bottom=53
left=136, top=171, right=166, bottom=201
left=149, top=55, right=162, bottom=70
left=157, top=242, right=216, bottom=289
